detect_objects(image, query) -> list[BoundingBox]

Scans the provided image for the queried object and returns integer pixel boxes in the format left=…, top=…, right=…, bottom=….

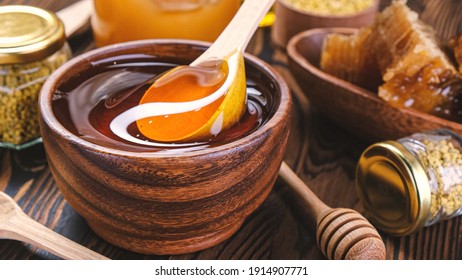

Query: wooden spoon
left=279, top=161, right=386, bottom=260
left=110, top=0, right=275, bottom=144
left=0, top=191, right=109, bottom=260
left=189, top=0, right=274, bottom=67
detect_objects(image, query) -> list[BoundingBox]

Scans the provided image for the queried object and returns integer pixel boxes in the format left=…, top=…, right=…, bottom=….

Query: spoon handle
left=192, top=0, right=275, bottom=66
left=279, top=161, right=330, bottom=219
left=2, top=212, right=108, bottom=260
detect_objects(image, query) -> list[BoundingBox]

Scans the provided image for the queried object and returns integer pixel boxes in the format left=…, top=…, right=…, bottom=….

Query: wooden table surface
left=0, top=0, right=461, bottom=260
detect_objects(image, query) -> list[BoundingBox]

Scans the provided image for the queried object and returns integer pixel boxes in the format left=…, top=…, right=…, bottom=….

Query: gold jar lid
left=356, top=141, right=431, bottom=235
left=0, top=5, right=66, bottom=64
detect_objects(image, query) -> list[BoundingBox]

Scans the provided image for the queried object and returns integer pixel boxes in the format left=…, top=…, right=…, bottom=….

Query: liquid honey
left=52, top=54, right=274, bottom=153
left=135, top=61, right=227, bottom=142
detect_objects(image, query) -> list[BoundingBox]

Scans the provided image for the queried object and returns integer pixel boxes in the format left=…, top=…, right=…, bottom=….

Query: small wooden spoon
left=190, top=0, right=274, bottom=67
left=0, top=191, right=109, bottom=260
left=110, top=0, right=275, bottom=144
left=279, top=161, right=386, bottom=260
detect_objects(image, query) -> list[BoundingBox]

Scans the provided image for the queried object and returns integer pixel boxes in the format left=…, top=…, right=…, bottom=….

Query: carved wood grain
left=0, top=0, right=460, bottom=260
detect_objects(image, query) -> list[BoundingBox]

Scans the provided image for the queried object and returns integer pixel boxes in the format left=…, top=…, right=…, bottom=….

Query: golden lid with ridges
left=0, top=5, right=65, bottom=64
left=355, top=141, right=431, bottom=236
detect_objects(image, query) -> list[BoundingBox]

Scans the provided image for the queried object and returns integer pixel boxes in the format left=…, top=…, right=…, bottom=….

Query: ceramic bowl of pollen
left=38, top=39, right=292, bottom=255
left=271, top=0, right=379, bottom=48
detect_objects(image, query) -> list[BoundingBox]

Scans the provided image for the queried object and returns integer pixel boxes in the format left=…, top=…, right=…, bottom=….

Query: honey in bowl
left=52, top=53, right=275, bottom=153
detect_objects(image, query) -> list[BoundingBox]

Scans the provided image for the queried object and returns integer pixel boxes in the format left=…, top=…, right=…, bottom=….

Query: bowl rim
left=39, top=39, right=291, bottom=158
left=277, top=0, right=380, bottom=19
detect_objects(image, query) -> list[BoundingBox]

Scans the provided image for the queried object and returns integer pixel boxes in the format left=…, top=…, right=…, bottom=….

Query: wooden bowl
left=271, top=0, right=379, bottom=48
left=287, top=28, right=462, bottom=143
left=38, top=40, right=292, bottom=255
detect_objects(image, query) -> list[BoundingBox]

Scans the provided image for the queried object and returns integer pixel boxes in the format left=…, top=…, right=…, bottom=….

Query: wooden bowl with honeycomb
left=271, top=0, right=379, bottom=49
left=287, top=1, right=462, bottom=143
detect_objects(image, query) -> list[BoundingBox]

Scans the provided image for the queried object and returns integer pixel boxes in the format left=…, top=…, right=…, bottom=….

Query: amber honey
left=135, top=61, right=227, bottom=142
left=52, top=54, right=274, bottom=153
left=92, top=0, right=241, bottom=47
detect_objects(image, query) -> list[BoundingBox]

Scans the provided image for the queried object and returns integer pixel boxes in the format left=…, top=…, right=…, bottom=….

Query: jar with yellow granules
left=356, top=129, right=462, bottom=235
left=0, top=5, right=71, bottom=149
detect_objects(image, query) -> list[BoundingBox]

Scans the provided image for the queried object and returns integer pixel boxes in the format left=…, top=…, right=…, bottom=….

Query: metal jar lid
left=0, top=5, right=66, bottom=64
left=355, top=141, right=432, bottom=235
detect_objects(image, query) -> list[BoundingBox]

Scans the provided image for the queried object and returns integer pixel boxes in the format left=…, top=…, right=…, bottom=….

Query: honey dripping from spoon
left=109, top=0, right=274, bottom=145
left=137, top=54, right=246, bottom=143
left=136, top=62, right=227, bottom=142
left=109, top=51, right=246, bottom=145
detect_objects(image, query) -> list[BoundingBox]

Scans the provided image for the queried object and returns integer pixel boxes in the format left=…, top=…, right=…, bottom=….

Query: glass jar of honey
left=356, top=129, right=462, bottom=236
left=0, top=5, right=71, bottom=149
left=91, top=0, right=241, bottom=47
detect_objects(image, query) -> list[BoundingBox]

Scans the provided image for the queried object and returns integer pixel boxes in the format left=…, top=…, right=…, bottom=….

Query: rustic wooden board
left=0, top=0, right=460, bottom=259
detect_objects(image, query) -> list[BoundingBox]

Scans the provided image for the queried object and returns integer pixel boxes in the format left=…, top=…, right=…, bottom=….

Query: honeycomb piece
left=321, top=27, right=381, bottom=91
left=372, top=0, right=462, bottom=118
left=320, top=0, right=462, bottom=121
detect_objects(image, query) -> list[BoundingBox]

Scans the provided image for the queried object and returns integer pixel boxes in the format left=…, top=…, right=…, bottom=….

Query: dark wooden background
left=0, top=0, right=461, bottom=259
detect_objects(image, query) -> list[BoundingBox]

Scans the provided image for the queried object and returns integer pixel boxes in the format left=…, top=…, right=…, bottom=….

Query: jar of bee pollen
left=356, top=129, right=462, bottom=235
left=0, top=5, right=71, bottom=148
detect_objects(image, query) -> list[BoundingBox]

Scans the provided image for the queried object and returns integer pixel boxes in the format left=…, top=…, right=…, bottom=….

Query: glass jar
left=0, top=5, right=71, bottom=149
left=356, top=129, right=462, bottom=235
left=91, top=0, right=241, bottom=47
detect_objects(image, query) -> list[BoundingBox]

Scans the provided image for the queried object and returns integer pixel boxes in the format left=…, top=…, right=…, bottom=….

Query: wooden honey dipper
left=279, top=161, right=386, bottom=260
